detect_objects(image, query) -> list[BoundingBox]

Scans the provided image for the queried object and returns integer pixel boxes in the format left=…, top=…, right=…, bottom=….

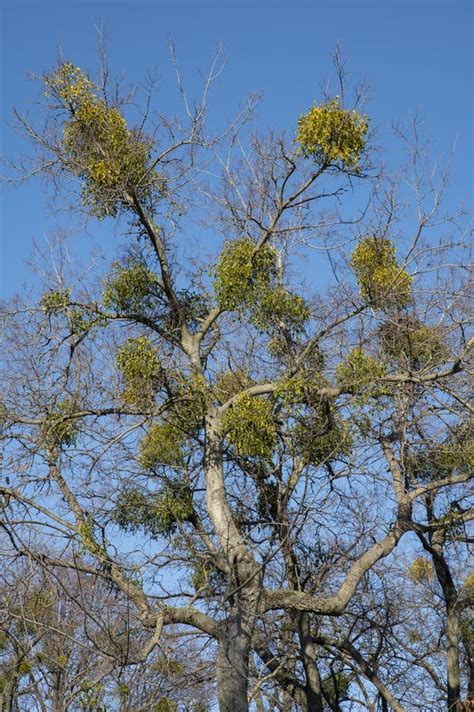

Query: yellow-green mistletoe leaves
left=0, top=402, right=7, bottom=426
left=116, top=336, right=162, bottom=407
left=25, top=589, right=54, bottom=619
left=112, top=488, right=152, bottom=534
left=222, top=393, right=276, bottom=459
left=336, top=347, right=387, bottom=399
left=297, top=97, right=369, bottom=168
left=379, top=316, right=448, bottom=369
left=291, top=402, right=353, bottom=467
left=40, top=289, right=71, bottom=314
left=351, top=236, right=412, bottom=308
left=40, top=398, right=78, bottom=449
left=103, top=261, right=158, bottom=313
left=405, top=426, right=474, bottom=482
left=460, top=613, right=474, bottom=649
left=190, top=560, right=226, bottom=597
left=407, top=556, right=434, bottom=584
left=214, top=237, right=310, bottom=332
left=67, top=307, right=102, bottom=335
left=150, top=657, right=184, bottom=677
left=153, top=483, right=194, bottom=532
left=462, top=573, right=474, bottom=602
left=45, top=62, right=160, bottom=218
left=213, top=369, right=253, bottom=404
left=252, top=286, right=311, bottom=332
left=275, top=371, right=330, bottom=411
left=139, top=421, right=185, bottom=469
left=214, top=237, right=276, bottom=310
left=78, top=519, right=102, bottom=557
left=163, top=290, right=210, bottom=334
left=191, top=560, right=214, bottom=592
left=154, top=699, right=178, bottom=712
left=44, top=61, right=95, bottom=106
left=169, top=372, right=210, bottom=432
left=113, top=482, right=193, bottom=538
left=293, top=410, right=352, bottom=467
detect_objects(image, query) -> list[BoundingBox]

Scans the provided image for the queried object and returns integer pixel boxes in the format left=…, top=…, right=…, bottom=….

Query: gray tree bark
left=204, top=409, right=260, bottom=711
left=216, top=614, right=251, bottom=712
left=298, top=613, right=324, bottom=712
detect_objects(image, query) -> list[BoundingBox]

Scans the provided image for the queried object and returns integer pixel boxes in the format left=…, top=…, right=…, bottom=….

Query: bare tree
left=0, top=555, right=212, bottom=711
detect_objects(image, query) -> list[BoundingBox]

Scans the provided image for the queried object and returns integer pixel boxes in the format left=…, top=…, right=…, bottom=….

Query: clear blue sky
left=1, top=0, right=472, bottom=298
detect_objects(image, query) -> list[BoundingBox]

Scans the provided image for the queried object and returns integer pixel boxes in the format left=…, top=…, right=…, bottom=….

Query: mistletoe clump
left=113, top=482, right=193, bottom=537
left=408, top=557, right=434, bottom=584
left=214, top=238, right=310, bottom=334
left=168, top=373, right=210, bottom=433
left=222, top=393, right=276, bottom=458
left=23, top=590, right=54, bottom=621
left=190, top=560, right=225, bottom=594
left=351, top=236, right=412, bottom=308
left=405, top=428, right=474, bottom=482
left=297, top=97, right=369, bottom=168
left=252, top=286, right=311, bottom=332
left=116, top=336, right=162, bottom=407
left=336, top=347, right=388, bottom=400
left=112, top=488, right=153, bottom=534
left=78, top=519, right=102, bottom=557
left=276, top=371, right=329, bottom=409
left=103, top=261, right=159, bottom=313
left=45, top=62, right=161, bottom=217
left=214, top=237, right=276, bottom=310
left=268, top=335, right=292, bottom=360
left=40, top=289, right=102, bottom=335
left=154, top=699, right=178, bottom=712
left=150, top=658, right=184, bottom=677
left=153, top=483, right=194, bottom=534
left=213, top=369, right=253, bottom=404
left=162, top=289, right=210, bottom=335
left=76, top=680, right=105, bottom=711
left=139, top=421, right=185, bottom=469
left=44, top=61, right=95, bottom=104
left=294, top=410, right=352, bottom=467
left=460, top=613, right=474, bottom=651
left=191, top=561, right=213, bottom=592
left=40, top=289, right=71, bottom=314
left=379, top=316, right=448, bottom=369
left=40, top=398, right=78, bottom=449
left=462, top=574, right=474, bottom=603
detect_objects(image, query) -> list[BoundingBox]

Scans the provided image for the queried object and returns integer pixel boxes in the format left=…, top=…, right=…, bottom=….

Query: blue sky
left=1, top=0, right=472, bottom=298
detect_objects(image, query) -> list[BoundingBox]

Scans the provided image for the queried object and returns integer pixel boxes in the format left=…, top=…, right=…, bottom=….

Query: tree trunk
left=420, top=527, right=462, bottom=712
left=0, top=675, right=17, bottom=712
left=217, top=614, right=251, bottom=712
left=298, top=613, right=324, bottom=712
left=447, top=606, right=462, bottom=712
left=51, top=668, right=66, bottom=712
left=205, top=410, right=260, bottom=712
left=466, top=640, right=474, bottom=704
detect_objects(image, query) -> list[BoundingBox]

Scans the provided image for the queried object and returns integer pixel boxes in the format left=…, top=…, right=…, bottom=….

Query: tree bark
left=51, top=668, right=66, bottom=712
left=419, top=527, right=462, bottom=712
left=465, top=635, right=474, bottom=705
left=0, top=675, right=18, bottom=712
left=217, top=614, right=251, bottom=712
left=204, top=410, right=260, bottom=711
left=446, top=606, right=462, bottom=712
left=298, top=613, right=324, bottom=712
